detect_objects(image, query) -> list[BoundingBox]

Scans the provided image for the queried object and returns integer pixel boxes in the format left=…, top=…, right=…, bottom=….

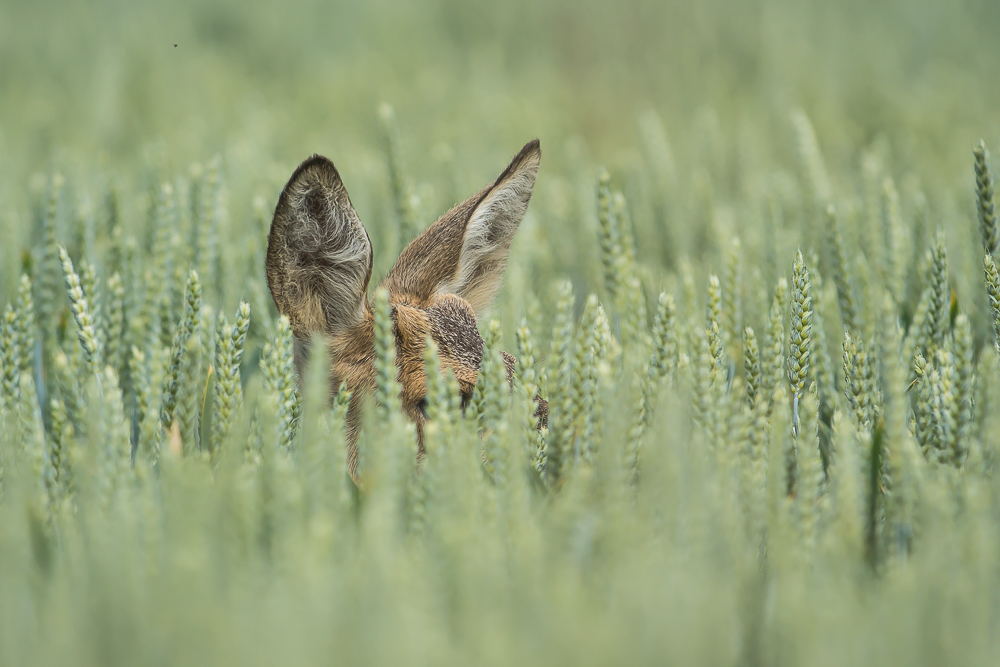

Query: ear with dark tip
left=382, top=139, right=541, bottom=314
left=266, top=155, right=373, bottom=339
left=446, top=139, right=541, bottom=313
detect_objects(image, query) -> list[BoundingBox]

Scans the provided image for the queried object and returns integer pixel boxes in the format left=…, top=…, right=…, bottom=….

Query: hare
left=266, top=139, right=545, bottom=479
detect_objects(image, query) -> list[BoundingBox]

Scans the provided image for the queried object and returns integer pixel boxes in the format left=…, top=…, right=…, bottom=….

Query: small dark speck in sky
left=173, top=44, right=178, bottom=47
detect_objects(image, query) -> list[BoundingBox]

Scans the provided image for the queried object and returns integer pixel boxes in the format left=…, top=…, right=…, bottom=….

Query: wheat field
left=1, top=0, right=1000, bottom=665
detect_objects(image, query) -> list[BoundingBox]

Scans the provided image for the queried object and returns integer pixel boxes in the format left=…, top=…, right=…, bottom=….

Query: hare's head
left=266, top=139, right=541, bottom=476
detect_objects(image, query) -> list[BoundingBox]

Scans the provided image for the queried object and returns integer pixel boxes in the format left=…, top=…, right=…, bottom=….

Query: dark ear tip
left=274, top=152, right=354, bottom=226
left=295, top=153, right=336, bottom=174
left=286, top=154, right=340, bottom=187
left=303, top=153, right=333, bottom=167
left=509, top=139, right=541, bottom=173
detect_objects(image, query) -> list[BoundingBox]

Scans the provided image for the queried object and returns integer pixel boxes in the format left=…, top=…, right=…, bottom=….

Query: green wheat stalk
left=475, top=319, right=506, bottom=433
left=177, top=303, right=210, bottom=451
left=951, top=314, right=974, bottom=466
left=423, top=335, right=447, bottom=425
left=911, top=352, right=934, bottom=456
left=211, top=301, right=251, bottom=457
left=104, top=271, right=126, bottom=376
left=14, top=275, right=36, bottom=376
left=843, top=332, right=878, bottom=435
left=79, top=259, right=103, bottom=345
left=158, top=269, right=201, bottom=438
left=261, top=314, right=301, bottom=452
left=151, top=183, right=178, bottom=348
left=723, top=238, right=742, bottom=360
left=984, top=253, right=1000, bottom=353
left=744, top=326, right=761, bottom=411
left=596, top=169, right=622, bottom=301
left=795, top=388, right=824, bottom=548
left=922, top=232, right=949, bottom=353
left=791, top=108, right=832, bottom=205
left=59, top=246, right=103, bottom=376
left=648, top=292, right=678, bottom=384
left=477, top=319, right=508, bottom=479
left=0, top=305, right=21, bottom=410
left=574, top=295, right=601, bottom=464
left=37, top=174, right=64, bottom=365
left=373, top=286, right=399, bottom=421
left=806, top=255, right=837, bottom=468
left=927, top=348, right=957, bottom=466
left=612, top=191, right=638, bottom=268
left=379, top=104, right=422, bottom=247
left=763, top=277, right=788, bottom=413
left=787, top=250, right=813, bottom=427
left=51, top=350, right=83, bottom=433
left=16, top=371, right=55, bottom=517
left=545, top=280, right=575, bottom=486
left=881, top=178, right=905, bottom=303
left=706, top=273, right=724, bottom=348
left=48, top=397, right=73, bottom=498
left=974, top=140, right=999, bottom=256
left=515, top=317, right=538, bottom=398
left=825, top=204, right=860, bottom=334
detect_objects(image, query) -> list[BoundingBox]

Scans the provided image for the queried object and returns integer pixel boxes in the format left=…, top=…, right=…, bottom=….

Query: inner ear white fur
left=286, top=177, right=372, bottom=326
left=439, top=151, right=539, bottom=314
left=273, top=156, right=373, bottom=334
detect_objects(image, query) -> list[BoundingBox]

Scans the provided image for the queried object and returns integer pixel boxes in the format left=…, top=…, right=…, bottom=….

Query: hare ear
left=266, top=155, right=373, bottom=338
left=383, top=139, right=541, bottom=314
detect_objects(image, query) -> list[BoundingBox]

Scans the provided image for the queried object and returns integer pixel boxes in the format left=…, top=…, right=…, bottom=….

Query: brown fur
left=267, top=139, right=545, bottom=481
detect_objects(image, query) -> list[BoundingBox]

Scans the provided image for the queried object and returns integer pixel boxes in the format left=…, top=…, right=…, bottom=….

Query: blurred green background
left=2, top=2, right=1000, bottom=665
left=3, top=0, right=999, bottom=173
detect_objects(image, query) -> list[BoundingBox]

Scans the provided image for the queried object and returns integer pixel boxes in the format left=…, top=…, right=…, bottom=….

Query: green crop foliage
left=103, top=271, right=126, bottom=376
left=379, top=103, right=422, bottom=250
left=2, top=0, right=1000, bottom=664
left=211, top=301, right=251, bottom=458
left=58, top=246, right=103, bottom=376
left=922, top=232, right=951, bottom=354
left=985, top=253, right=1000, bottom=353
left=787, top=250, right=813, bottom=410
left=825, top=204, right=861, bottom=335
left=261, top=314, right=301, bottom=452
left=13, top=276, right=36, bottom=378
left=373, top=286, right=399, bottom=422
left=158, top=269, right=202, bottom=444
left=974, top=140, right=999, bottom=257
left=763, top=277, right=789, bottom=412
left=743, top=326, right=760, bottom=411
